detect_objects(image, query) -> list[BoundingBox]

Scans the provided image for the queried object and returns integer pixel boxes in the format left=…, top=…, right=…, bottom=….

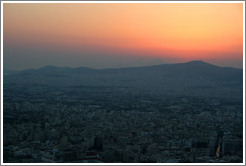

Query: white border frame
left=1, top=1, right=245, bottom=165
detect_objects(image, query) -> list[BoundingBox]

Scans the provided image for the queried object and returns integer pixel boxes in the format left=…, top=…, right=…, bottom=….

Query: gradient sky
left=3, top=3, right=244, bottom=70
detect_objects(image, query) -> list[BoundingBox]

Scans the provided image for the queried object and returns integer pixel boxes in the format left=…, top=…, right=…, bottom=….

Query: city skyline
left=2, top=2, right=244, bottom=163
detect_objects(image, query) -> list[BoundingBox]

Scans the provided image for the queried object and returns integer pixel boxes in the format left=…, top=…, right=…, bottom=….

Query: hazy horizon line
left=3, top=60, right=243, bottom=72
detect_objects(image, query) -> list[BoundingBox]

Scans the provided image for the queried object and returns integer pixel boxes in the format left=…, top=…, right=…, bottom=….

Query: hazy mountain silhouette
left=4, top=61, right=243, bottom=98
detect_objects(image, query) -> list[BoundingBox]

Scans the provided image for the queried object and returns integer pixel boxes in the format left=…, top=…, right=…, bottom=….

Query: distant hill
left=3, top=61, right=243, bottom=99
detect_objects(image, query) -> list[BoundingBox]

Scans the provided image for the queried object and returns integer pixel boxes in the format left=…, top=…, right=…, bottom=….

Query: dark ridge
left=9, top=60, right=240, bottom=73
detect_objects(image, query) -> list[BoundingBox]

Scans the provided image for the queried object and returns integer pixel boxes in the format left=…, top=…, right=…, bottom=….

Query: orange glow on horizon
left=3, top=3, right=243, bottom=64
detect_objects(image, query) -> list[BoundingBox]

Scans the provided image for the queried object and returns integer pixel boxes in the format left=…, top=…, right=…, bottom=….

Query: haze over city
left=3, top=3, right=243, bottom=70
left=2, top=2, right=244, bottom=163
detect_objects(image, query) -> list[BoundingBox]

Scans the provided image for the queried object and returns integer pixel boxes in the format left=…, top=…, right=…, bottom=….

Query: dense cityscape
left=3, top=2, right=244, bottom=164
left=3, top=80, right=243, bottom=163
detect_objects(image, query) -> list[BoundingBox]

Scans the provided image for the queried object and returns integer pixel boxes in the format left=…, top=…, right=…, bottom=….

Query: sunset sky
left=3, top=3, right=244, bottom=70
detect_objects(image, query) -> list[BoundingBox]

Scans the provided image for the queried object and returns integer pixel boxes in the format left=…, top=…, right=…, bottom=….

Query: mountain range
left=3, top=61, right=243, bottom=99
